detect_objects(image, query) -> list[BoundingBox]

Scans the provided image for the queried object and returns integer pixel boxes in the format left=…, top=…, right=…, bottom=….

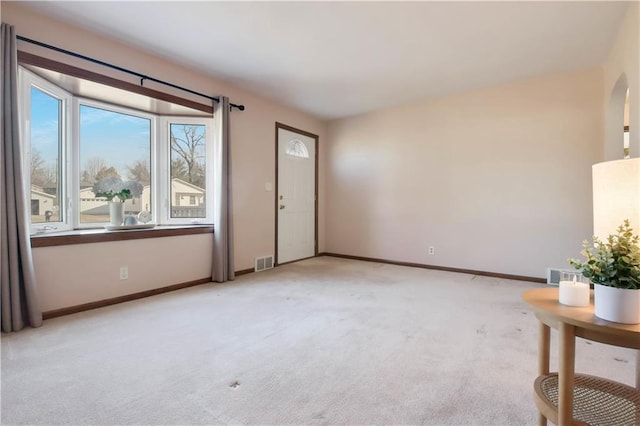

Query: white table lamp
left=592, top=158, right=640, bottom=239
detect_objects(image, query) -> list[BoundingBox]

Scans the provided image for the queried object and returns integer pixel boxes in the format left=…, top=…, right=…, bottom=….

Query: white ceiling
left=19, top=1, right=630, bottom=120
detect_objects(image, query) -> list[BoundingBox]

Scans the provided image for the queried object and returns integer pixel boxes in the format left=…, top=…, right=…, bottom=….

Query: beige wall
left=325, top=69, right=603, bottom=278
left=34, top=235, right=213, bottom=312
left=2, top=2, right=327, bottom=311
left=603, top=2, right=639, bottom=160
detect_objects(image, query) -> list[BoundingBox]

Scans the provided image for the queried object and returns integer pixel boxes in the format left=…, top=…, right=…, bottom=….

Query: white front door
left=277, top=125, right=317, bottom=264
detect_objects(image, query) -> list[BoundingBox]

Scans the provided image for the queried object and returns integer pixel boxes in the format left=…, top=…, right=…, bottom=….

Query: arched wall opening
left=605, top=73, right=629, bottom=160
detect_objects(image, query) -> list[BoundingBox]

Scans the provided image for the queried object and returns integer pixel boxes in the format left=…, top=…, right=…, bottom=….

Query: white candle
left=559, top=276, right=590, bottom=307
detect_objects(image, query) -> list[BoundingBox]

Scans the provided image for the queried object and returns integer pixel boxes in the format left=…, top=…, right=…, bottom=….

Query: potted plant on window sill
left=93, top=177, right=142, bottom=226
left=569, top=219, right=640, bottom=324
left=97, top=189, right=131, bottom=226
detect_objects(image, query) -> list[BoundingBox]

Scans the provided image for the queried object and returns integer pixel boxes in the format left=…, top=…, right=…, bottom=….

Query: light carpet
left=1, top=256, right=636, bottom=425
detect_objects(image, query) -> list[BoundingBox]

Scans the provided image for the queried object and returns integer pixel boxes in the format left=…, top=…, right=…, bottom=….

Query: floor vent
left=546, top=268, right=574, bottom=286
left=255, top=255, right=274, bottom=272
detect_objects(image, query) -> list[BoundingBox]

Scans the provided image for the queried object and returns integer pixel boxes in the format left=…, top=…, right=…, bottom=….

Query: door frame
left=274, top=122, right=319, bottom=266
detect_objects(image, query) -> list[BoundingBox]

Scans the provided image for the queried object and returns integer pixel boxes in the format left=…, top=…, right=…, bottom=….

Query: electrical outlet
left=428, top=246, right=435, bottom=255
left=119, top=266, right=128, bottom=280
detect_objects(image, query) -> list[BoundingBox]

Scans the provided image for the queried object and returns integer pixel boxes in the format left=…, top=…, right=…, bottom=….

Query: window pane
left=286, top=139, right=309, bottom=158
left=80, top=105, right=151, bottom=224
left=30, top=87, right=61, bottom=224
left=170, top=124, right=206, bottom=218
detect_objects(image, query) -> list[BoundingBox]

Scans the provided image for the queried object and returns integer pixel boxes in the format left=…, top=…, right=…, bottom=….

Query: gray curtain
left=1, top=23, right=43, bottom=332
left=212, top=96, right=234, bottom=282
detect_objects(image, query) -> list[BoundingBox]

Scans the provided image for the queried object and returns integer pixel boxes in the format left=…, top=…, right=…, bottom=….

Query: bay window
left=19, top=67, right=213, bottom=234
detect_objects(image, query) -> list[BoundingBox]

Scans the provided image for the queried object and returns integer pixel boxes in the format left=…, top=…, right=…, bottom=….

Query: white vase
left=594, top=284, right=640, bottom=324
left=109, top=202, right=125, bottom=226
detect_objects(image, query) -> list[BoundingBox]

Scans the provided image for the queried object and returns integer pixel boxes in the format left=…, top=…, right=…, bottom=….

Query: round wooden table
left=523, top=287, right=640, bottom=426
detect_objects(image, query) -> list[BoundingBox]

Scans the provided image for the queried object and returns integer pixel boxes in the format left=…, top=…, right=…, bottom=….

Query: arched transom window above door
left=285, top=139, right=310, bottom=159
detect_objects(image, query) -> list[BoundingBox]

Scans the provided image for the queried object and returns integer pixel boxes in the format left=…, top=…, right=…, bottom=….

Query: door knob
left=279, top=204, right=286, bottom=210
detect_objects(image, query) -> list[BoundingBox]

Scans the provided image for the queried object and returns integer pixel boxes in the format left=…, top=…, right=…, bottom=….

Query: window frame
left=159, top=116, right=214, bottom=225
left=74, top=97, right=157, bottom=229
left=19, top=68, right=73, bottom=234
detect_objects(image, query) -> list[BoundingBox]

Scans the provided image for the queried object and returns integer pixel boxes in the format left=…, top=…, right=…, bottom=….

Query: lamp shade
left=592, top=158, right=640, bottom=240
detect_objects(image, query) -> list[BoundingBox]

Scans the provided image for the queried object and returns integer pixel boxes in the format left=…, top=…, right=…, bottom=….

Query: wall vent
left=546, top=268, right=574, bottom=286
left=255, top=255, right=274, bottom=272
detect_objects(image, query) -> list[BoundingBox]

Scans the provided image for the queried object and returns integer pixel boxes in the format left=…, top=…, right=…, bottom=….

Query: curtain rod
left=16, top=35, right=245, bottom=112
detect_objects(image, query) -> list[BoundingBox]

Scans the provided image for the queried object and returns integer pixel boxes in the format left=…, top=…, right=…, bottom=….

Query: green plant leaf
left=570, top=219, right=640, bottom=290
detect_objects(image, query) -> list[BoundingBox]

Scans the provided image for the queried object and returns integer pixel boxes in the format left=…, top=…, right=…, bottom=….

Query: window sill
left=30, top=225, right=214, bottom=248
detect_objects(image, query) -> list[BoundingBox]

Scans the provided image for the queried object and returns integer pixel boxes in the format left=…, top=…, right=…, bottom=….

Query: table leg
left=539, top=322, right=550, bottom=375
left=538, top=322, right=550, bottom=426
left=558, top=322, right=576, bottom=426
